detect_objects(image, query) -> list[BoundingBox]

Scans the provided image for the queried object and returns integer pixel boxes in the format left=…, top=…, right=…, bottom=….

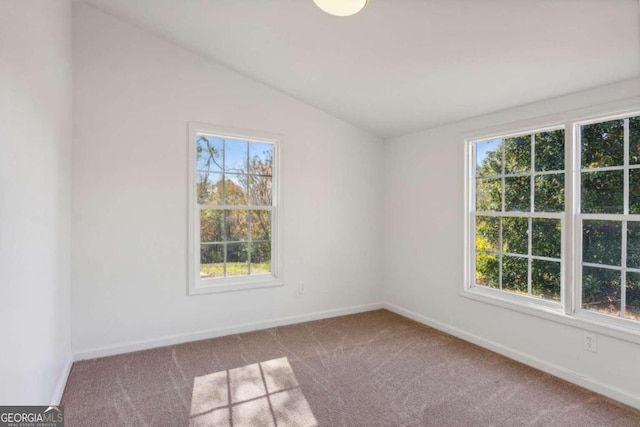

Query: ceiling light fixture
left=313, top=0, right=367, bottom=17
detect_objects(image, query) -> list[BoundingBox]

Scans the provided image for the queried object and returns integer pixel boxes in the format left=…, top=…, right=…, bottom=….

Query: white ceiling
left=81, top=0, right=640, bottom=138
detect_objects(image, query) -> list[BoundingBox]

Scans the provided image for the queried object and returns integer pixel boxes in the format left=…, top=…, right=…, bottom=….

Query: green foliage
left=626, top=222, right=640, bottom=268
left=535, top=131, right=564, bottom=171
left=628, top=169, right=640, bottom=214
left=582, top=221, right=621, bottom=266
left=502, top=217, right=528, bottom=255
left=476, top=178, right=501, bottom=211
left=504, top=136, right=530, bottom=173
left=504, top=176, right=530, bottom=211
left=629, top=117, right=640, bottom=164
left=531, top=219, right=560, bottom=259
left=475, top=252, right=498, bottom=288
left=581, top=170, right=623, bottom=214
left=581, top=120, right=624, bottom=168
left=531, top=260, right=561, bottom=301
left=502, top=256, right=527, bottom=293
left=625, top=272, right=640, bottom=317
left=582, top=266, right=620, bottom=314
left=534, top=174, right=564, bottom=212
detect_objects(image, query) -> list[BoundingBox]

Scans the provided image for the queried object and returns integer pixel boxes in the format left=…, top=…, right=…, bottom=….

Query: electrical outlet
left=298, top=282, right=305, bottom=294
left=584, top=332, right=597, bottom=353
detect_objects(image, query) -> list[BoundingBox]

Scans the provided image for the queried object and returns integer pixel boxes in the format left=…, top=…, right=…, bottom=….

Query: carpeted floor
left=61, top=310, right=640, bottom=426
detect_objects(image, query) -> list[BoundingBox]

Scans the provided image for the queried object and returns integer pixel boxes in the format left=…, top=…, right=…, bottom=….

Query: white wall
left=71, top=3, right=384, bottom=356
left=384, top=78, right=640, bottom=408
left=0, top=0, right=72, bottom=404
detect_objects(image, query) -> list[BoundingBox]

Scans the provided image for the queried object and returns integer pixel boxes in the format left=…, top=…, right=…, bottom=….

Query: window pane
left=504, top=136, right=530, bottom=174
left=192, top=130, right=277, bottom=287
left=201, top=244, right=224, bottom=278
left=534, top=130, right=564, bottom=172
left=476, top=178, right=502, bottom=211
left=476, top=139, right=502, bottom=177
left=532, top=218, right=560, bottom=259
left=581, top=119, right=624, bottom=168
left=581, top=170, right=623, bottom=214
left=250, top=241, right=271, bottom=275
left=532, top=259, right=561, bottom=301
left=475, top=216, right=499, bottom=252
left=248, top=175, right=272, bottom=206
left=504, top=176, right=530, bottom=212
left=224, top=174, right=247, bottom=205
left=629, top=116, right=640, bottom=165
left=502, top=255, right=528, bottom=294
left=502, top=217, right=528, bottom=255
left=249, top=142, right=273, bottom=175
left=197, top=172, right=223, bottom=205
left=582, top=220, right=621, bottom=266
left=250, top=210, right=271, bottom=242
left=534, top=173, right=564, bottom=212
left=626, top=272, right=640, bottom=321
left=196, top=135, right=223, bottom=172
left=201, top=210, right=224, bottom=243
left=582, top=266, right=621, bottom=316
left=627, top=222, right=640, bottom=269
left=226, top=243, right=249, bottom=276
left=475, top=252, right=499, bottom=288
left=628, top=169, right=640, bottom=214
left=226, top=210, right=249, bottom=242
left=224, top=139, right=248, bottom=174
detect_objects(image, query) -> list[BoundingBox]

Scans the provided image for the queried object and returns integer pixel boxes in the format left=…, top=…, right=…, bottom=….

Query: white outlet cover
left=584, top=332, right=597, bottom=353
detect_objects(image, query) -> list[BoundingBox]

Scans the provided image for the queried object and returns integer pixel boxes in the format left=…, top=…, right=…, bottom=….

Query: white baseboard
left=51, top=357, right=73, bottom=404
left=384, top=303, right=640, bottom=410
left=74, top=302, right=384, bottom=361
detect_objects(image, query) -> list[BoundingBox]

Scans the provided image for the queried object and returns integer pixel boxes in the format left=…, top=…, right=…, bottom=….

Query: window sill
left=461, top=286, right=640, bottom=345
left=189, top=275, right=284, bottom=295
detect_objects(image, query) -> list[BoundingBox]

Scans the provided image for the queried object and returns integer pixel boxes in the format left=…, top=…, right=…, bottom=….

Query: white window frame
left=463, top=98, right=640, bottom=344
left=188, top=122, right=283, bottom=295
left=467, top=126, right=567, bottom=311
left=573, top=113, right=640, bottom=330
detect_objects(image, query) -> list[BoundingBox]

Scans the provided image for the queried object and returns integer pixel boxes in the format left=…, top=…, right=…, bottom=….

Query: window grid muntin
left=196, top=133, right=275, bottom=280
left=473, top=128, right=565, bottom=302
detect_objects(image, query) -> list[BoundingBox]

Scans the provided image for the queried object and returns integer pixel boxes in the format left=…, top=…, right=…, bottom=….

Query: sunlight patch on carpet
left=189, top=357, right=317, bottom=427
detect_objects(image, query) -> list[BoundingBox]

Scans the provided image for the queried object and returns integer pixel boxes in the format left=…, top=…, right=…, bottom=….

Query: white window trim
left=187, top=122, right=284, bottom=295
left=462, top=97, right=640, bottom=345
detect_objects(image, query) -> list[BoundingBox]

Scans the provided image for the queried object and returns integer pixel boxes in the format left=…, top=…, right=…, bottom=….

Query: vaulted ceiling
left=81, top=0, right=640, bottom=138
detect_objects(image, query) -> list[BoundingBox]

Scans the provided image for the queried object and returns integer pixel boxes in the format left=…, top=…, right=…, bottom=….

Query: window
left=188, top=123, right=281, bottom=294
left=466, top=110, right=640, bottom=336
left=578, top=116, right=640, bottom=321
left=473, top=129, right=565, bottom=307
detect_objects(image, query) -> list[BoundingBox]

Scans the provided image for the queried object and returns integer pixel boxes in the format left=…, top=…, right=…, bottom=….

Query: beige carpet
left=61, top=310, right=640, bottom=426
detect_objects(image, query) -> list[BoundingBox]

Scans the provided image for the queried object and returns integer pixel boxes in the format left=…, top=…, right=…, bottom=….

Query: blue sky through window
left=225, top=138, right=248, bottom=173
left=476, top=139, right=502, bottom=171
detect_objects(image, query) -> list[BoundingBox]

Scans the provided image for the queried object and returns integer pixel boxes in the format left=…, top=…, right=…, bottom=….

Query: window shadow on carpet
left=189, top=357, right=317, bottom=427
